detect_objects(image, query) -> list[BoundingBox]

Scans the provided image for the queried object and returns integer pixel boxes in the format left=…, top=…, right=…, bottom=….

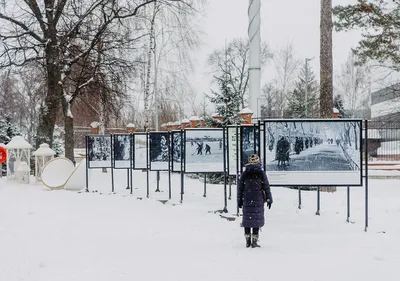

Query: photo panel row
left=86, top=133, right=176, bottom=171
left=87, top=134, right=149, bottom=170
left=86, top=120, right=363, bottom=186
left=264, top=120, right=362, bottom=186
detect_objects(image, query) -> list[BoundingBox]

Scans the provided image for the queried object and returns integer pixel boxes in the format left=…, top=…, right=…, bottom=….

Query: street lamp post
left=257, top=97, right=267, bottom=119
left=304, top=57, right=314, bottom=118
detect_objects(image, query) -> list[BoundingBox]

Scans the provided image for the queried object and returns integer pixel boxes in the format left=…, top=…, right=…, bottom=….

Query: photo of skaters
left=264, top=121, right=361, bottom=172
left=185, top=129, right=224, bottom=173
left=87, top=135, right=112, bottom=168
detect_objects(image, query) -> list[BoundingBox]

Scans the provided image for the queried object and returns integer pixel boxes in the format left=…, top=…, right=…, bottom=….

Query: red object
left=0, top=147, right=6, bottom=163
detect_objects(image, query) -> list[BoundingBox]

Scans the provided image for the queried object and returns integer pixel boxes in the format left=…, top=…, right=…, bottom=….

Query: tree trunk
left=36, top=46, right=62, bottom=149
left=144, top=2, right=157, bottom=131
left=320, top=0, right=333, bottom=118
left=320, top=0, right=336, bottom=193
left=61, top=95, right=75, bottom=163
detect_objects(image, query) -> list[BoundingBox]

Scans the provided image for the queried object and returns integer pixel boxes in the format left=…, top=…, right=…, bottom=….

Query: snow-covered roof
left=173, top=121, right=180, bottom=125
left=5, top=136, right=33, bottom=149
left=181, top=119, right=190, bottom=123
left=33, top=143, right=56, bottom=157
left=90, top=121, right=100, bottom=128
left=333, top=108, right=339, bottom=113
left=189, top=116, right=200, bottom=121
left=126, top=123, right=135, bottom=128
left=239, top=107, right=253, bottom=114
left=211, top=113, right=220, bottom=118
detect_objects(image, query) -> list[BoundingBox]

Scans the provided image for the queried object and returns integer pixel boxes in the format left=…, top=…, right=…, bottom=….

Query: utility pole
left=154, top=26, right=159, bottom=131
left=305, top=58, right=308, bottom=118
left=304, top=57, right=314, bottom=118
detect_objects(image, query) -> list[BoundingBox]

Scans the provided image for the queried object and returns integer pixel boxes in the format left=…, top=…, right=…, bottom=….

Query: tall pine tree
left=333, top=94, right=347, bottom=118
left=0, top=115, right=20, bottom=144
left=52, top=126, right=65, bottom=157
left=286, top=63, right=319, bottom=118
left=208, top=76, right=241, bottom=126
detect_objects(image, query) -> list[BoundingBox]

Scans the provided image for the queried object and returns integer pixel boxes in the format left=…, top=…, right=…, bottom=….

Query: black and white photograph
left=133, top=133, right=147, bottom=170
left=241, top=125, right=260, bottom=167
left=87, top=135, right=112, bottom=168
left=149, top=132, right=170, bottom=171
left=264, top=120, right=362, bottom=185
left=113, top=134, right=132, bottom=169
left=171, top=131, right=183, bottom=172
left=184, top=129, right=224, bottom=173
left=227, top=126, right=240, bottom=175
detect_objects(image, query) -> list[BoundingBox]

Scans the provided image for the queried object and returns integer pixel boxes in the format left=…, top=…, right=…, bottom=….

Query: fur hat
left=248, top=154, right=260, bottom=164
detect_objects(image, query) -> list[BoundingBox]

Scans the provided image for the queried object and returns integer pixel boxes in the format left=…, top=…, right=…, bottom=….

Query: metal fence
left=368, top=120, right=400, bottom=161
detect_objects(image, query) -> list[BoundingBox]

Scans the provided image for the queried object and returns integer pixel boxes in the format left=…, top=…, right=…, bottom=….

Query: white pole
left=305, top=58, right=308, bottom=118
left=154, top=37, right=159, bottom=131
left=248, top=0, right=261, bottom=120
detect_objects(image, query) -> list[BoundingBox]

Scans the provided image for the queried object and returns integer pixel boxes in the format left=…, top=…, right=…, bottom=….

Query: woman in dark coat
left=238, top=154, right=273, bottom=248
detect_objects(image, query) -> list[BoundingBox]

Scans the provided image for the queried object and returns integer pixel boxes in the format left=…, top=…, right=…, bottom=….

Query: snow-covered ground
left=0, top=170, right=399, bottom=281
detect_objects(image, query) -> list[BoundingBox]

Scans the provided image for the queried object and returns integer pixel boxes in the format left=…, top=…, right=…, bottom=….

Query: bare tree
left=273, top=42, right=300, bottom=117
left=261, top=82, right=281, bottom=118
left=335, top=51, right=371, bottom=116
left=320, top=0, right=334, bottom=118
left=208, top=38, right=271, bottom=109
left=0, top=0, right=202, bottom=161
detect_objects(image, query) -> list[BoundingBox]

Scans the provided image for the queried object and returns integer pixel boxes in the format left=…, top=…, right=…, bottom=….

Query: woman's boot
left=245, top=234, right=251, bottom=248
left=251, top=234, right=260, bottom=248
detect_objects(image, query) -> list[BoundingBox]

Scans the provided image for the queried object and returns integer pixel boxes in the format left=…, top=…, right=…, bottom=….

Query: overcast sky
left=189, top=0, right=363, bottom=105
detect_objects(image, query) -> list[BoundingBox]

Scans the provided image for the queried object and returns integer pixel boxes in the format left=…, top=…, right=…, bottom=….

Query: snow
left=377, top=141, right=400, bottom=155
left=189, top=116, right=200, bottom=121
left=239, top=107, right=253, bottom=114
left=33, top=143, right=56, bottom=157
left=0, top=171, right=399, bottom=281
left=91, top=122, right=100, bottom=128
left=64, top=159, right=86, bottom=191
left=5, top=136, right=32, bottom=149
left=41, top=158, right=75, bottom=189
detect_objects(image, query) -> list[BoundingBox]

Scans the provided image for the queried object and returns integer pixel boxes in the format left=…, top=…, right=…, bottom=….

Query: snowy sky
left=190, top=0, right=362, bottom=104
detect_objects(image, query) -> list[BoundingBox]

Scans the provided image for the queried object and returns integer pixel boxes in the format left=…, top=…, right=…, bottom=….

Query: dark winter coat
left=238, top=163, right=273, bottom=228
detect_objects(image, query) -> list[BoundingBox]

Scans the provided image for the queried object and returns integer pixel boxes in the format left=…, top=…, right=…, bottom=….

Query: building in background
left=370, top=83, right=400, bottom=160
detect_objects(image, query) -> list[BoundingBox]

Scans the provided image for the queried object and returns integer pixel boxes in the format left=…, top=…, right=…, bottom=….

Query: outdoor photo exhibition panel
left=132, top=133, right=148, bottom=170
left=184, top=128, right=224, bottom=173
left=171, top=131, right=182, bottom=172
left=113, top=134, right=132, bottom=169
left=240, top=125, right=261, bottom=168
left=87, top=135, right=112, bottom=168
left=264, top=120, right=363, bottom=186
left=227, top=126, right=240, bottom=175
left=149, top=132, right=170, bottom=171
